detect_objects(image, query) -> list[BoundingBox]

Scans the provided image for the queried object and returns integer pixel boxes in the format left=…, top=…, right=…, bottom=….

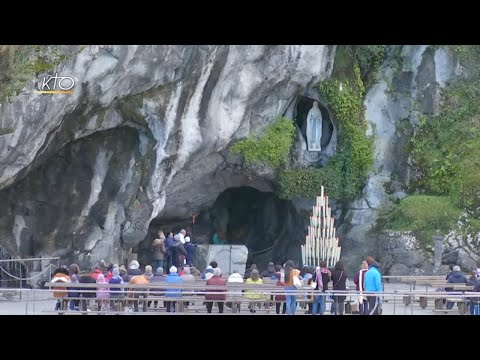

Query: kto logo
left=35, top=73, right=75, bottom=94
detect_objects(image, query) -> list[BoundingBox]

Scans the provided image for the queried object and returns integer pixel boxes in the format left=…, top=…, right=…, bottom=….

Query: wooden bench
left=44, top=280, right=360, bottom=315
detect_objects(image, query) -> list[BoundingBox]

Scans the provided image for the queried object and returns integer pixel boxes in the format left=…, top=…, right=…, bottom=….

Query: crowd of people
left=47, top=224, right=480, bottom=315
left=151, top=228, right=196, bottom=273
left=442, top=263, right=480, bottom=315
left=49, top=251, right=386, bottom=315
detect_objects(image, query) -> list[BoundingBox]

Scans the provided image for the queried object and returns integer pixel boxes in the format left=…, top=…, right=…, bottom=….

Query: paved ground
left=0, top=283, right=468, bottom=315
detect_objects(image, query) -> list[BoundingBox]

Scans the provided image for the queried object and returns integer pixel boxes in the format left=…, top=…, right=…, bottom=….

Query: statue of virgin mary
left=306, top=101, right=322, bottom=151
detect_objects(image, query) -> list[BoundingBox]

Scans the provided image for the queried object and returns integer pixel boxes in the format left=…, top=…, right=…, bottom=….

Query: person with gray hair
left=127, top=260, right=143, bottom=282
left=149, top=267, right=166, bottom=309
left=446, top=265, right=467, bottom=311
left=181, top=266, right=196, bottom=307
left=165, top=266, right=183, bottom=312
left=205, top=267, right=227, bottom=313
left=181, top=267, right=195, bottom=282
left=227, top=269, right=244, bottom=313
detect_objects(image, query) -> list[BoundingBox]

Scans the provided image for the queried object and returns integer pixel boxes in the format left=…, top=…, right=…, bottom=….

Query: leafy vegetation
left=0, top=45, right=72, bottom=102
left=230, top=116, right=296, bottom=169
left=371, top=46, right=480, bottom=244
left=379, top=195, right=462, bottom=248
left=355, top=45, right=387, bottom=89
left=408, top=45, right=480, bottom=217
left=0, top=128, right=15, bottom=136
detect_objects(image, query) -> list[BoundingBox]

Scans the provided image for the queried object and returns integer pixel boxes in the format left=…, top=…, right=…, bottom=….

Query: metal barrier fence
left=0, top=283, right=478, bottom=315
left=0, top=257, right=60, bottom=288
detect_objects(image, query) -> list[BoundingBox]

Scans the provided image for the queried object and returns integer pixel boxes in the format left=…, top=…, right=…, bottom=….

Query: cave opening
left=211, top=186, right=272, bottom=249
left=295, top=96, right=334, bottom=149
left=143, top=186, right=305, bottom=272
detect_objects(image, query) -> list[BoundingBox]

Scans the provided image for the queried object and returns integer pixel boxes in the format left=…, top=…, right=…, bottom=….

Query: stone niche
left=288, top=93, right=337, bottom=167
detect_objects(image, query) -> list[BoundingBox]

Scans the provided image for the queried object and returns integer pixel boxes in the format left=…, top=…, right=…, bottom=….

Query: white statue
left=306, top=101, right=322, bottom=151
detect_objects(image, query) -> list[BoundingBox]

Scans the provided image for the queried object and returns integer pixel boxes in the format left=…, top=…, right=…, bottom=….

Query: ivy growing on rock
left=408, top=46, right=480, bottom=217
left=230, top=116, right=296, bottom=169
left=0, top=45, right=73, bottom=102
left=279, top=56, right=374, bottom=200
left=374, top=46, right=480, bottom=247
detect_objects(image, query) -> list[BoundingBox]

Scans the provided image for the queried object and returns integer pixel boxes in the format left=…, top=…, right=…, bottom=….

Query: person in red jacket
left=205, top=267, right=227, bottom=313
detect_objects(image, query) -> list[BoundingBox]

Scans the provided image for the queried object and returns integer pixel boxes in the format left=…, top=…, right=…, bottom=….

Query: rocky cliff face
left=0, top=44, right=472, bottom=277
left=0, top=45, right=335, bottom=270
left=338, top=46, right=463, bottom=273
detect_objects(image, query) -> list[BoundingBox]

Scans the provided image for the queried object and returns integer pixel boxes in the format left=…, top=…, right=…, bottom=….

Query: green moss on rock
left=230, top=116, right=296, bottom=169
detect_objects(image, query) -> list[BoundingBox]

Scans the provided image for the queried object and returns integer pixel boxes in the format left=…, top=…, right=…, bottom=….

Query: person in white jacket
left=228, top=270, right=244, bottom=313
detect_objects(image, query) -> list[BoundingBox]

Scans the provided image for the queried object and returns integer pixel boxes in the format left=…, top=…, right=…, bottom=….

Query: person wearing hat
left=165, top=266, right=183, bottom=312
left=446, top=265, right=467, bottom=311
left=364, top=256, right=382, bottom=315
left=129, top=265, right=154, bottom=312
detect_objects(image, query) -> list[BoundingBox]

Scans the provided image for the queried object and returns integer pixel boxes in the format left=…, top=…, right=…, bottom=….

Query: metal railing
left=0, top=282, right=478, bottom=315
left=0, top=258, right=59, bottom=299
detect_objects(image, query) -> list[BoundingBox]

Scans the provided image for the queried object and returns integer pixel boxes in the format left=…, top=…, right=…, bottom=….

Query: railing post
left=19, top=262, right=22, bottom=300
left=433, top=235, right=443, bottom=275
left=33, top=288, right=36, bottom=315
left=393, top=290, right=396, bottom=315
left=25, top=288, right=28, bottom=315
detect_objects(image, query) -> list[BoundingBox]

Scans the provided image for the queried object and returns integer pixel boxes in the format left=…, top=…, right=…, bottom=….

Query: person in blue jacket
left=165, top=266, right=183, bottom=312
left=364, top=256, right=382, bottom=315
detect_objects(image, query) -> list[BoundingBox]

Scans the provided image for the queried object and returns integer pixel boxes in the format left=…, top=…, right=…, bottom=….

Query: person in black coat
left=446, top=265, right=467, bottom=310
left=78, top=274, right=97, bottom=312
left=330, top=261, right=347, bottom=315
